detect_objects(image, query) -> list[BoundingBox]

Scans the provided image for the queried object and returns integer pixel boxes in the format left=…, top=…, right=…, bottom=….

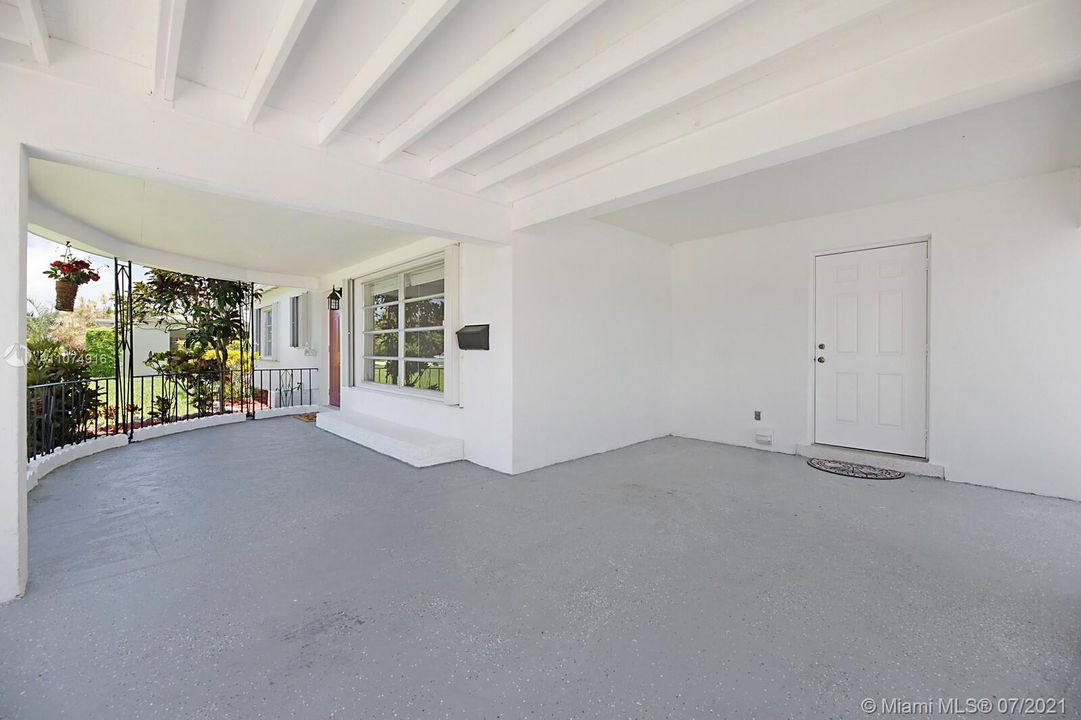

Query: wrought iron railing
left=252, top=367, right=318, bottom=410
left=27, top=367, right=319, bottom=462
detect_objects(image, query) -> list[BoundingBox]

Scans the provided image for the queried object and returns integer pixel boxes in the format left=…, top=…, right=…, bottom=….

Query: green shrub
left=26, top=338, right=101, bottom=457
left=145, top=347, right=222, bottom=417
left=84, top=327, right=116, bottom=378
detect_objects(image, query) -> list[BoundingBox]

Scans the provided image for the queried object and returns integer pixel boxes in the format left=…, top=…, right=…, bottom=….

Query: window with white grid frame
left=258, top=306, right=274, bottom=359
left=362, top=261, right=446, bottom=394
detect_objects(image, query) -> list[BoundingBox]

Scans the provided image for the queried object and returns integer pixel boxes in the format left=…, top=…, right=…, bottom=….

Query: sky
left=26, top=233, right=148, bottom=313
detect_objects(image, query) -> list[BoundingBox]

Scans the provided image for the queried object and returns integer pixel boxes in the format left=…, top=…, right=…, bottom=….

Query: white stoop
left=316, top=408, right=464, bottom=467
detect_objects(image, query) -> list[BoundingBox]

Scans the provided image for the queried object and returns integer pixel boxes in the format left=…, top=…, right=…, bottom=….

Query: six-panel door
left=814, top=242, right=928, bottom=457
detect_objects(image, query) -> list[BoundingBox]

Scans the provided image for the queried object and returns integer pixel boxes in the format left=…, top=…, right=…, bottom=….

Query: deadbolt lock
left=817, top=343, right=825, bottom=350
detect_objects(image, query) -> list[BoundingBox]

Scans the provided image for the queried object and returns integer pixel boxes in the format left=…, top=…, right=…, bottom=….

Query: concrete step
left=316, top=408, right=464, bottom=468
left=796, top=444, right=944, bottom=478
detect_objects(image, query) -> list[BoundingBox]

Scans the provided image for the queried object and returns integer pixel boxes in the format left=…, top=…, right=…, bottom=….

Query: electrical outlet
left=753, top=410, right=761, bottom=421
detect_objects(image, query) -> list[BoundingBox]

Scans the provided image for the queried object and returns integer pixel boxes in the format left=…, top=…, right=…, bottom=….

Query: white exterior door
left=814, top=242, right=928, bottom=457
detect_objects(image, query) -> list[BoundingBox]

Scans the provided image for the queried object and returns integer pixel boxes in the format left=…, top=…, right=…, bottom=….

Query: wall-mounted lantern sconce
left=327, top=287, right=342, bottom=311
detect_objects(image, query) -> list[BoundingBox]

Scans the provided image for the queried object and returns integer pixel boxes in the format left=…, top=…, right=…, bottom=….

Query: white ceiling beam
left=511, top=0, right=1081, bottom=229
left=242, top=0, right=318, bottom=125
left=476, top=0, right=899, bottom=191
left=16, top=0, right=49, bottom=65
left=430, top=0, right=754, bottom=178
left=318, top=0, right=461, bottom=145
left=378, top=0, right=607, bottom=161
left=153, top=0, right=188, bottom=102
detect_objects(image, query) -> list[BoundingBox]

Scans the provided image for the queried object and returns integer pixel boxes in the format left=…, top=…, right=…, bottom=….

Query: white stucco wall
left=254, top=286, right=322, bottom=408
left=671, top=169, right=1081, bottom=500
left=511, top=222, right=672, bottom=474
left=322, top=237, right=514, bottom=474
left=254, top=286, right=321, bottom=370
left=320, top=223, right=673, bottom=476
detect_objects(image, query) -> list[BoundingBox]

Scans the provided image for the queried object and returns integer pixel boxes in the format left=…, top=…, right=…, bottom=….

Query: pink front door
left=328, top=308, right=341, bottom=407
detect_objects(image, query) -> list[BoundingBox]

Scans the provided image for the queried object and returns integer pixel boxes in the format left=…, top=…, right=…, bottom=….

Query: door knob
left=816, top=356, right=825, bottom=363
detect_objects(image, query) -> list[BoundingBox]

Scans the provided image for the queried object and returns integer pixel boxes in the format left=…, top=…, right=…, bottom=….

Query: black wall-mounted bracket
left=456, top=324, right=490, bottom=350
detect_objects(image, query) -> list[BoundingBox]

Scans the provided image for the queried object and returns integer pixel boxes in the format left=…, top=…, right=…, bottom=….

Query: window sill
left=354, top=381, right=446, bottom=404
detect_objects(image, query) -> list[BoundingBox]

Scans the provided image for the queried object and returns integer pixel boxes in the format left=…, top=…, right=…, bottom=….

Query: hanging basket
left=55, top=279, right=79, bottom=312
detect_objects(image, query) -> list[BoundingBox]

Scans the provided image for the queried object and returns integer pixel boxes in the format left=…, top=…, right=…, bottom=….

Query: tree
left=130, top=269, right=259, bottom=417
left=131, top=270, right=255, bottom=361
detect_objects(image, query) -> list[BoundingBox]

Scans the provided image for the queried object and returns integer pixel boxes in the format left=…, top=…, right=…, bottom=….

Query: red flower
left=50, top=260, right=62, bottom=267
left=60, top=264, right=72, bottom=273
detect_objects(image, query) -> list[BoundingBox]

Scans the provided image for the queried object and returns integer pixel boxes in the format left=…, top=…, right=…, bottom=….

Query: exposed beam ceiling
left=317, top=0, right=460, bottom=146
left=501, top=0, right=1041, bottom=200
left=377, top=0, right=607, bottom=161
left=475, top=0, right=897, bottom=190
left=600, top=81, right=1081, bottom=241
left=153, top=0, right=188, bottom=101
left=2, top=0, right=1078, bottom=239
left=2, top=64, right=512, bottom=245
left=429, top=0, right=754, bottom=178
left=511, top=0, right=1081, bottom=228
left=16, top=0, right=48, bottom=65
left=242, top=0, right=318, bottom=125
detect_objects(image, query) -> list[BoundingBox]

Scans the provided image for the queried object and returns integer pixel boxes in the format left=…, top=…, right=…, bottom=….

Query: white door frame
left=807, top=235, right=931, bottom=458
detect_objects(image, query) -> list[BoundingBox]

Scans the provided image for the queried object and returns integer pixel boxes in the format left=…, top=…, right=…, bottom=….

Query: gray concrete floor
left=2, top=419, right=1080, bottom=719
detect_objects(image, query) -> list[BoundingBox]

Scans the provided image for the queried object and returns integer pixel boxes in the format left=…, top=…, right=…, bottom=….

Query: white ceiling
left=28, top=158, right=425, bottom=278
left=601, top=81, right=1081, bottom=242
left=43, top=0, right=156, bottom=66
left=179, top=0, right=285, bottom=98
left=2, top=0, right=1079, bottom=241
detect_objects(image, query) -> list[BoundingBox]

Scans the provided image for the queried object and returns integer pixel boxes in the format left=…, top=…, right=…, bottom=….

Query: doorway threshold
left=797, top=444, right=944, bottom=479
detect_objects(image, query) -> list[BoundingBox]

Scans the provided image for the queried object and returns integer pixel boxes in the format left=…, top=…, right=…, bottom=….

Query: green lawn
left=87, top=374, right=254, bottom=428
left=371, top=362, right=444, bottom=392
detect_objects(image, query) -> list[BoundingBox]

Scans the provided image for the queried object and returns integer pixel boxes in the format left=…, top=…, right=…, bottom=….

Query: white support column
left=0, top=140, right=28, bottom=601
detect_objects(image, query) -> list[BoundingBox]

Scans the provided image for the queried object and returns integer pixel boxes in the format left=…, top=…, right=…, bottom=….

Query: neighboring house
left=253, top=286, right=319, bottom=408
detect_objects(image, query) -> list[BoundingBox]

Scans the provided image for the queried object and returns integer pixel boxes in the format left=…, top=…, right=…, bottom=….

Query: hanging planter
left=54, top=279, right=80, bottom=311
left=43, top=243, right=101, bottom=312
